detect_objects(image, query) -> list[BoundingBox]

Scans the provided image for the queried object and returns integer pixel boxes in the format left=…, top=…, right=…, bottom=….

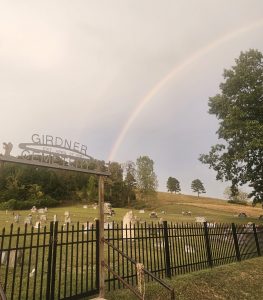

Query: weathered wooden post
left=99, top=175, right=105, bottom=298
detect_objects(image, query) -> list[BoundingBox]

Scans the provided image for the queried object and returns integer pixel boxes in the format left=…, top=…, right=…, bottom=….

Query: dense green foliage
left=191, top=179, right=206, bottom=197
left=166, top=177, right=181, bottom=193
left=200, top=49, right=263, bottom=203
left=0, top=155, right=158, bottom=209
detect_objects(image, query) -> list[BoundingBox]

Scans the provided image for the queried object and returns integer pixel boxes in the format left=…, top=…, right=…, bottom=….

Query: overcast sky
left=1, top=1, right=263, bottom=199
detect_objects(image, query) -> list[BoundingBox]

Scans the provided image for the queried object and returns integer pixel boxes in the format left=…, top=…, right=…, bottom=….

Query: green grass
left=105, top=256, right=263, bottom=300
left=1, top=192, right=263, bottom=232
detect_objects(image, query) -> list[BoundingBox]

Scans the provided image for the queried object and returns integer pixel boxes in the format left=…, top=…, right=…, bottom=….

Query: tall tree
left=106, top=162, right=124, bottom=207
left=200, top=49, right=263, bottom=203
left=167, top=177, right=181, bottom=193
left=191, top=179, right=206, bottom=197
left=136, top=156, right=158, bottom=201
left=123, top=161, right=137, bottom=207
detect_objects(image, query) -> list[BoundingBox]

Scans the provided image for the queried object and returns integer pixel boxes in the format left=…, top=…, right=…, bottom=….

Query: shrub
left=0, top=197, right=59, bottom=210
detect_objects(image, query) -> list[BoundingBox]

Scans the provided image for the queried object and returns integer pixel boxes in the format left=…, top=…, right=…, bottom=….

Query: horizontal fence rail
left=0, top=221, right=262, bottom=299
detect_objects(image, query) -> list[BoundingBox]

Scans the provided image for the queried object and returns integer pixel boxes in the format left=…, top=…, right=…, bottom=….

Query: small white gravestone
left=53, top=214, right=57, bottom=222
left=39, top=214, right=47, bottom=222
left=104, top=222, right=113, bottom=229
left=30, top=268, right=36, bottom=278
left=195, top=216, right=207, bottom=223
left=83, top=222, right=94, bottom=231
left=31, top=206, right=37, bottom=213
left=2, top=250, right=23, bottom=268
left=83, top=205, right=88, bottom=209
left=159, top=217, right=164, bottom=224
left=123, top=211, right=136, bottom=239
left=185, top=245, right=195, bottom=254
left=139, top=209, right=145, bottom=214
left=161, top=211, right=165, bottom=214
left=64, top=211, right=70, bottom=217
left=14, top=214, right=20, bottom=223
left=6, top=210, right=8, bottom=215
left=34, top=221, right=41, bottom=229
left=92, top=204, right=98, bottom=210
left=24, top=215, right=33, bottom=225
left=44, top=207, right=48, bottom=212
left=38, top=208, right=45, bottom=214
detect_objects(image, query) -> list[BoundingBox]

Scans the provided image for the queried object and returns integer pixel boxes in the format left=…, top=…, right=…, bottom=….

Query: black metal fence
left=1, top=221, right=263, bottom=299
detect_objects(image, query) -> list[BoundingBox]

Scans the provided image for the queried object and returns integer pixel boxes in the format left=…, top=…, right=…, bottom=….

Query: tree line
left=0, top=155, right=158, bottom=209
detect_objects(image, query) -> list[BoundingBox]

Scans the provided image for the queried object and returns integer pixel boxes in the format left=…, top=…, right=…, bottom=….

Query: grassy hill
left=154, top=192, right=263, bottom=224
left=1, top=191, right=262, bottom=230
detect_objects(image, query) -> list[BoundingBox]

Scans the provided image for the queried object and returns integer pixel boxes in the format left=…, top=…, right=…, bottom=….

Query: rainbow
left=108, top=19, right=263, bottom=161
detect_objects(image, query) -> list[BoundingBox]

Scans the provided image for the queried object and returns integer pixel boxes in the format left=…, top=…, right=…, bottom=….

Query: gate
left=0, top=221, right=100, bottom=300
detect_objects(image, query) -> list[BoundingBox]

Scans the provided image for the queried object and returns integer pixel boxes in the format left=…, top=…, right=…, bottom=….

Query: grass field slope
left=0, top=192, right=262, bottom=230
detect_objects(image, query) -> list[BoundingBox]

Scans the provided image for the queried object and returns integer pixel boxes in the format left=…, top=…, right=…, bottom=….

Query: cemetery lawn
left=105, top=256, right=263, bottom=300
left=1, top=192, right=263, bottom=231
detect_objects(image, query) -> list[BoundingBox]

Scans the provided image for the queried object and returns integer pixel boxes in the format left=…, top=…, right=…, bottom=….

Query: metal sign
left=0, top=134, right=110, bottom=176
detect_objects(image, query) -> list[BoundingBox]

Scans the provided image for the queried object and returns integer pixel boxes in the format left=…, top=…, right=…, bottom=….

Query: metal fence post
left=232, top=223, right=241, bottom=261
left=46, top=222, right=54, bottom=300
left=203, top=222, right=213, bottom=268
left=163, top=221, right=171, bottom=278
left=96, top=219, right=100, bottom=290
left=50, top=221, right=58, bottom=300
left=253, top=223, right=261, bottom=257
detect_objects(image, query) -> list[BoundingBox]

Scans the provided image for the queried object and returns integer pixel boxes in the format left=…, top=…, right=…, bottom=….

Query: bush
left=0, top=197, right=59, bottom=210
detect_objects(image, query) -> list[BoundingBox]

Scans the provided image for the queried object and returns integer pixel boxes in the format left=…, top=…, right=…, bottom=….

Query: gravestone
left=2, top=250, right=23, bottom=268
left=195, top=216, right=206, bottom=223
left=139, top=209, right=145, bottom=214
left=104, top=222, right=113, bottom=229
left=24, top=215, right=33, bottom=225
left=14, top=214, right=20, bottom=223
left=238, top=212, right=247, bottom=218
left=31, top=206, right=37, bottom=213
left=53, top=214, right=57, bottom=222
left=123, top=211, right=136, bottom=239
left=149, top=212, right=158, bottom=218
left=38, top=208, right=45, bottom=214
left=34, top=221, right=41, bottom=229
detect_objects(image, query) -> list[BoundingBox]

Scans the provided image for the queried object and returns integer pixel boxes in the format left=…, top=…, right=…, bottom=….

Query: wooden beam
left=99, top=176, right=105, bottom=298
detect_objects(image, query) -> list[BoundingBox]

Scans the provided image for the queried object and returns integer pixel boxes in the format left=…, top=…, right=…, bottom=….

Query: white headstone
left=104, top=222, right=113, bottom=229
left=139, top=209, right=145, bottom=214
left=31, top=206, right=37, bottom=213
left=14, top=214, right=20, bottom=223
left=123, top=211, right=136, bottom=239
left=83, top=205, right=88, bottom=209
left=38, top=208, right=45, bottom=214
left=34, top=221, right=41, bottom=229
left=195, top=216, right=207, bottom=223
left=64, top=211, right=70, bottom=217
left=53, top=214, right=57, bottom=222
left=24, top=215, right=32, bottom=225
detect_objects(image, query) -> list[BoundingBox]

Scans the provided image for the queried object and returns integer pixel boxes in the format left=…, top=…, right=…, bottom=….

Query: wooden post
left=99, top=176, right=105, bottom=298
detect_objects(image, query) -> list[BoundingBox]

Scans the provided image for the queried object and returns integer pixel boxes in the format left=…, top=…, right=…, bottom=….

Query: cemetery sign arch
left=0, top=134, right=110, bottom=298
